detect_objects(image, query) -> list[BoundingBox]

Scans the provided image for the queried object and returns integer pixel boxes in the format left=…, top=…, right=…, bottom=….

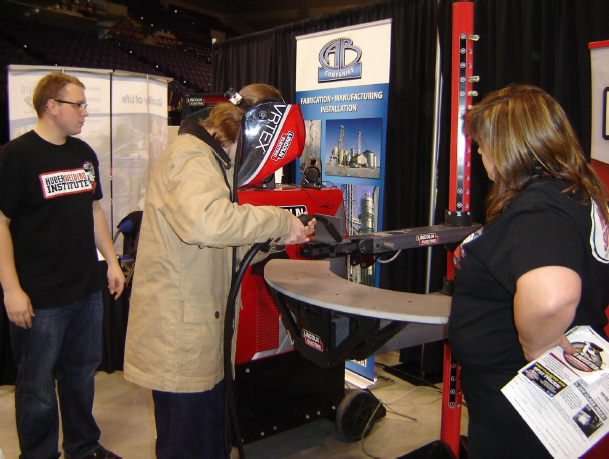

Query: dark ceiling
left=169, top=0, right=384, bottom=35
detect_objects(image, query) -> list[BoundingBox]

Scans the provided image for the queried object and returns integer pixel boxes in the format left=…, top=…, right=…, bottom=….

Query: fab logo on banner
left=295, top=20, right=392, bottom=384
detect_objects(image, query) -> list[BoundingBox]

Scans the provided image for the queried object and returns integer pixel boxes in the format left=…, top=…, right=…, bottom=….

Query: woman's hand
left=514, top=266, right=580, bottom=361
left=557, top=334, right=577, bottom=355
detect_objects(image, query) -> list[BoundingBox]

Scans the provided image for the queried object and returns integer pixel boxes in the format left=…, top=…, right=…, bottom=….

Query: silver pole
left=425, top=28, right=443, bottom=294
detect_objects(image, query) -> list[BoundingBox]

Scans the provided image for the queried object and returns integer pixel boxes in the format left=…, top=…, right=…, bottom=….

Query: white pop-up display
left=7, top=65, right=170, bottom=248
left=589, top=41, right=609, bottom=185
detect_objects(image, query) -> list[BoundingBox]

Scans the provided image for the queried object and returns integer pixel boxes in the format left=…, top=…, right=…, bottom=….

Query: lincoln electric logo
left=416, top=233, right=438, bottom=246
left=186, top=96, right=204, bottom=106
left=318, top=37, right=362, bottom=83
left=303, top=329, right=323, bottom=352
left=270, top=131, right=294, bottom=161
left=279, top=205, right=307, bottom=217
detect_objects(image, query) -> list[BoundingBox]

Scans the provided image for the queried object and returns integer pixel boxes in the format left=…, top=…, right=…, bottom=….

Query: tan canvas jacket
left=124, top=129, right=293, bottom=392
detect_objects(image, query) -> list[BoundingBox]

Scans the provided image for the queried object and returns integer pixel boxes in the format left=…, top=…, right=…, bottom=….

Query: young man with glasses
left=0, top=72, right=124, bottom=458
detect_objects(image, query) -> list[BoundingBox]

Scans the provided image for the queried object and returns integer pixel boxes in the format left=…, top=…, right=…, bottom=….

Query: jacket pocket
left=178, top=297, right=225, bottom=377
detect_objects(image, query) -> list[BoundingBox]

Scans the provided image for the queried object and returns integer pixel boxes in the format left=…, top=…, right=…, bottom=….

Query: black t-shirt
left=0, top=130, right=103, bottom=308
left=449, top=177, right=609, bottom=390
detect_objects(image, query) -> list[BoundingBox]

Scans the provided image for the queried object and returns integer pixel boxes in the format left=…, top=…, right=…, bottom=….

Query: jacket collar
left=178, top=119, right=232, bottom=169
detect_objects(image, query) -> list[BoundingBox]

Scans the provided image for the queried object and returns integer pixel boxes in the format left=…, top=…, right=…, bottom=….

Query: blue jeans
left=152, top=381, right=226, bottom=459
left=9, top=291, right=103, bottom=458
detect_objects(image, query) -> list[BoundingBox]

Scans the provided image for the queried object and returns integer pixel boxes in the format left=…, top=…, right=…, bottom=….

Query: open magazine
left=502, top=325, right=609, bottom=458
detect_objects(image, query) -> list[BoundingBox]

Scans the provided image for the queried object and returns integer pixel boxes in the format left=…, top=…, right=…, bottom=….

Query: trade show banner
left=8, top=67, right=50, bottom=139
left=589, top=41, right=609, bottom=334
left=296, top=19, right=391, bottom=287
left=67, top=69, right=112, bottom=225
left=589, top=41, right=609, bottom=185
left=295, top=19, right=392, bottom=382
left=8, top=66, right=112, bottom=225
left=148, top=78, right=169, bottom=173
left=111, top=72, right=168, bottom=233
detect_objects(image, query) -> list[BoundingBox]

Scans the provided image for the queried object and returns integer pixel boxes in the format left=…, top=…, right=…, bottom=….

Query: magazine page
left=502, top=325, right=609, bottom=458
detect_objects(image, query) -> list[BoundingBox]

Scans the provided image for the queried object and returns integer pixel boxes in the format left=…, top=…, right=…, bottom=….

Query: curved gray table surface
left=264, top=259, right=451, bottom=325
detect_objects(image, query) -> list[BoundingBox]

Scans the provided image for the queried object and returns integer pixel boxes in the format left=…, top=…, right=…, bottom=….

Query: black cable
left=223, top=240, right=270, bottom=459
left=300, top=185, right=337, bottom=210
left=222, top=211, right=315, bottom=458
left=224, top=117, right=243, bottom=458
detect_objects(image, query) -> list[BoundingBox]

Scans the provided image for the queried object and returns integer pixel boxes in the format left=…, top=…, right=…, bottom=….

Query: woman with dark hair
left=124, top=83, right=314, bottom=458
left=449, top=84, right=609, bottom=458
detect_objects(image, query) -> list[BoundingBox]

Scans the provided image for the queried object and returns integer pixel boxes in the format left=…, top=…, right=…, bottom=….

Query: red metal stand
left=440, top=345, right=464, bottom=456
left=401, top=8, right=477, bottom=459
left=447, top=2, right=475, bottom=220
left=442, top=1, right=476, bottom=457
left=402, top=4, right=476, bottom=458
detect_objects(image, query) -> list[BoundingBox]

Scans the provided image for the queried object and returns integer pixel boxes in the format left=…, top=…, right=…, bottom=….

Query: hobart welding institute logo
left=318, top=37, right=362, bottom=83
left=40, top=163, right=96, bottom=199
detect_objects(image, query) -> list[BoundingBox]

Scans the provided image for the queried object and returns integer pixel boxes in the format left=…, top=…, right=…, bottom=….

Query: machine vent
left=254, top=283, right=280, bottom=352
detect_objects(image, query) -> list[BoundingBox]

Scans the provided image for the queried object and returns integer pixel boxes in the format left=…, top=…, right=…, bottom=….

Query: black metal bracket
left=267, top=286, right=409, bottom=368
left=300, top=223, right=481, bottom=261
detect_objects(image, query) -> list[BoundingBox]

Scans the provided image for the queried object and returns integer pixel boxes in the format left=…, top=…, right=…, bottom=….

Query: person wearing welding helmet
left=123, top=84, right=314, bottom=458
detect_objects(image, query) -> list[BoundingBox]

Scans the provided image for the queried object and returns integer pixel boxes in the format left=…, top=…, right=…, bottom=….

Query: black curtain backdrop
left=212, top=0, right=609, bottom=296
left=467, top=0, right=609, bottom=222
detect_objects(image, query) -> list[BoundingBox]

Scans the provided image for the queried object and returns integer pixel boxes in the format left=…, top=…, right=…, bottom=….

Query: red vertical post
left=442, top=2, right=476, bottom=457
left=448, top=1, right=474, bottom=218
left=440, top=344, right=464, bottom=456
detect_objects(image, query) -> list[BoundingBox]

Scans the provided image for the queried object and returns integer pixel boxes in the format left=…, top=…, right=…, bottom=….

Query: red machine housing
left=236, top=185, right=345, bottom=365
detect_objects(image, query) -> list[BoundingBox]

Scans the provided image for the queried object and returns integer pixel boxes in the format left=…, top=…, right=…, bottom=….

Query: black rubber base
left=399, top=437, right=468, bottom=459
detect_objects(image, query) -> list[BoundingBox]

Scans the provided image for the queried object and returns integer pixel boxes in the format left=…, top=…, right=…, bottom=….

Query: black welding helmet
left=225, top=88, right=306, bottom=188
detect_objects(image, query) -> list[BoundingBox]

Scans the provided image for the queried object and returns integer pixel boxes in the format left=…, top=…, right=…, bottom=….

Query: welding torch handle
left=299, top=214, right=342, bottom=242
